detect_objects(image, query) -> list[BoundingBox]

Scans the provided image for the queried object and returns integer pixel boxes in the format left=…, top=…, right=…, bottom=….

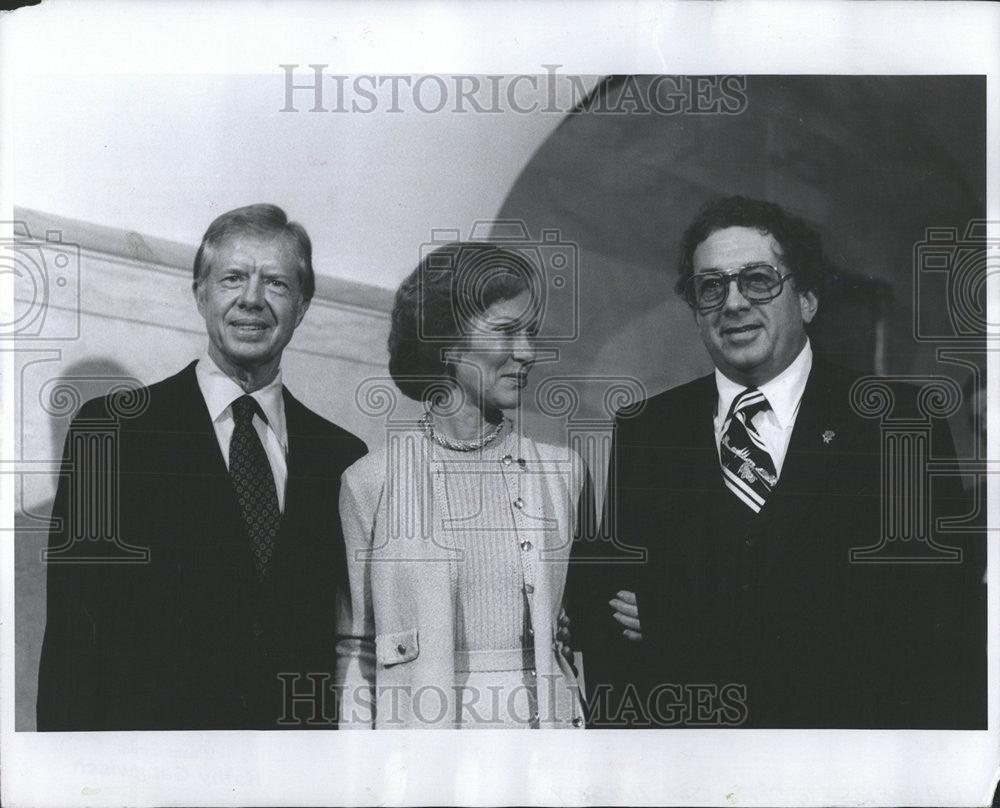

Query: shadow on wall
left=497, top=74, right=983, bottom=379
left=494, top=73, right=985, bottom=492
left=15, top=357, right=139, bottom=732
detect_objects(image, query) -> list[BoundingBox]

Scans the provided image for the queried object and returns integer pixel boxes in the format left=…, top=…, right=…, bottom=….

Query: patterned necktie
left=229, top=395, right=281, bottom=581
left=719, top=388, right=778, bottom=513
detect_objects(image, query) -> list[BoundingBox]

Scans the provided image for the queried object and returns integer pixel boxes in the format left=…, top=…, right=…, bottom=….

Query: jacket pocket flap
left=376, top=628, right=419, bottom=667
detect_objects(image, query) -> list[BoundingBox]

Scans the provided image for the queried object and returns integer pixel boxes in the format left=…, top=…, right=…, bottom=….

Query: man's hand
left=610, top=590, right=642, bottom=641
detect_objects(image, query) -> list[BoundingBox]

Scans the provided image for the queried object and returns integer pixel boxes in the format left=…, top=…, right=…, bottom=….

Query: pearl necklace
left=419, top=412, right=504, bottom=452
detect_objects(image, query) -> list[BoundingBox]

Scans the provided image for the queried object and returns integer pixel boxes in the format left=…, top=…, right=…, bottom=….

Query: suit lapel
left=169, top=362, right=231, bottom=480
left=689, top=376, right=725, bottom=501
left=756, top=359, right=851, bottom=578
left=688, top=378, right=729, bottom=612
left=641, top=375, right=723, bottom=660
left=157, top=363, right=247, bottom=557
left=275, top=389, right=310, bottom=555
left=658, top=376, right=720, bottom=581
left=771, top=358, right=849, bottom=501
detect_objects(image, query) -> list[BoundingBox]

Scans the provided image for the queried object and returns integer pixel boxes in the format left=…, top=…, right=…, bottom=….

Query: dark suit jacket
left=572, top=357, right=986, bottom=728
left=37, top=362, right=367, bottom=730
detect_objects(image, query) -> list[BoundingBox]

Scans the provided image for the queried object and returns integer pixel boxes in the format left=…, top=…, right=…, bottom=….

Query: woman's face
left=450, top=290, right=537, bottom=415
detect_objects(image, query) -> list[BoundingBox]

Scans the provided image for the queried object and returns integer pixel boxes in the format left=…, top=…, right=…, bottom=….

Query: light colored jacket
left=336, top=428, right=588, bottom=729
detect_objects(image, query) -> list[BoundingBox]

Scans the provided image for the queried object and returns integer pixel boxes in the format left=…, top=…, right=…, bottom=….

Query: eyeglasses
left=683, top=262, right=793, bottom=312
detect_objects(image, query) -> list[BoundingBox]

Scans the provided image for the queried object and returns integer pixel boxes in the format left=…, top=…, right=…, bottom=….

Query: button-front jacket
left=336, top=425, right=588, bottom=729
left=572, top=357, right=986, bottom=728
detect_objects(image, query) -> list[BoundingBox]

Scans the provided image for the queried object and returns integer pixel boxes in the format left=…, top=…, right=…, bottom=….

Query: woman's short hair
left=389, top=242, right=538, bottom=402
left=192, top=203, right=315, bottom=302
left=675, top=195, right=830, bottom=300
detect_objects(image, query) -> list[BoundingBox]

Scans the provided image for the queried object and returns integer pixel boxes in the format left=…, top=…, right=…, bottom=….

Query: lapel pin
left=822, top=430, right=835, bottom=444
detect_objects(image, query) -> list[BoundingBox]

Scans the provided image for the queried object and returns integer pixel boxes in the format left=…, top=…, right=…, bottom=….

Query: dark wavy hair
left=389, top=242, right=538, bottom=402
left=192, top=203, right=315, bottom=302
left=675, top=195, right=830, bottom=300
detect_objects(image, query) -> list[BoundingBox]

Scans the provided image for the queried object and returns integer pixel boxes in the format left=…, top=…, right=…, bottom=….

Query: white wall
left=13, top=73, right=598, bottom=292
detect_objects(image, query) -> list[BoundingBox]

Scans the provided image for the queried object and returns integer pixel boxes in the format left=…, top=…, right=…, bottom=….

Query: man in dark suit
left=37, top=204, right=367, bottom=730
left=574, top=195, right=985, bottom=728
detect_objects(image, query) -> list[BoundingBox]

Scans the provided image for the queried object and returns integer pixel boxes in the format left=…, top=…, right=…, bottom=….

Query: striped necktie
left=229, top=395, right=281, bottom=580
left=719, top=388, right=777, bottom=513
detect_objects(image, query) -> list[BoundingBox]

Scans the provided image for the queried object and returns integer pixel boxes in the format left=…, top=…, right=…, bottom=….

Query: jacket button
left=396, top=643, right=406, bottom=655
left=745, top=537, right=755, bottom=547
left=253, top=621, right=264, bottom=637
left=517, top=458, right=527, bottom=469
left=572, top=717, right=583, bottom=727
left=513, top=498, right=524, bottom=510
left=520, top=540, right=532, bottom=551
left=502, top=455, right=513, bottom=466
left=742, top=583, right=751, bottom=593
left=525, top=583, right=535, bottom=594
left=528, top=669, right=537, bottom=678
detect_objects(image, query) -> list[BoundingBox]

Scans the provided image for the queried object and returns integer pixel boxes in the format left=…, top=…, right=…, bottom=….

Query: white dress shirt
left=195, top=352, right=290, bottom=512
left=712, top=340, right=813, bottom=478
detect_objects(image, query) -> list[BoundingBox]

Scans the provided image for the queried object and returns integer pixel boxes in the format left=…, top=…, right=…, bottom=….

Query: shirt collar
left=714, top=339, right=813, bottom=428
left=195, top=351, right=287, bottom=449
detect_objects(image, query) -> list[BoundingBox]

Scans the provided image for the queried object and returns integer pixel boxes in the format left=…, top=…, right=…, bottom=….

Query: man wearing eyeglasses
left=574, top=195, right=985, bottom=729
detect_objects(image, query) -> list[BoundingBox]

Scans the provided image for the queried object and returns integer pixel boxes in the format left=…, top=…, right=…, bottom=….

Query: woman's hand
left=609, top=590, right=642, bottom=641
left=556, top=607, right=574, bottom=665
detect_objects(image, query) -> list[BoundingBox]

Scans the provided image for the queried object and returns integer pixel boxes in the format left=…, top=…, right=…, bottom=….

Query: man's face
left=692, top=226, right=817, bottom=387
left=194, top=233, right=309, bottom=383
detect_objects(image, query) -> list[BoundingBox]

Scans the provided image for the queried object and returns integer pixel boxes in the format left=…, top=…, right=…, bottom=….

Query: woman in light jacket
left=337, top=241, right=590, bottom=729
